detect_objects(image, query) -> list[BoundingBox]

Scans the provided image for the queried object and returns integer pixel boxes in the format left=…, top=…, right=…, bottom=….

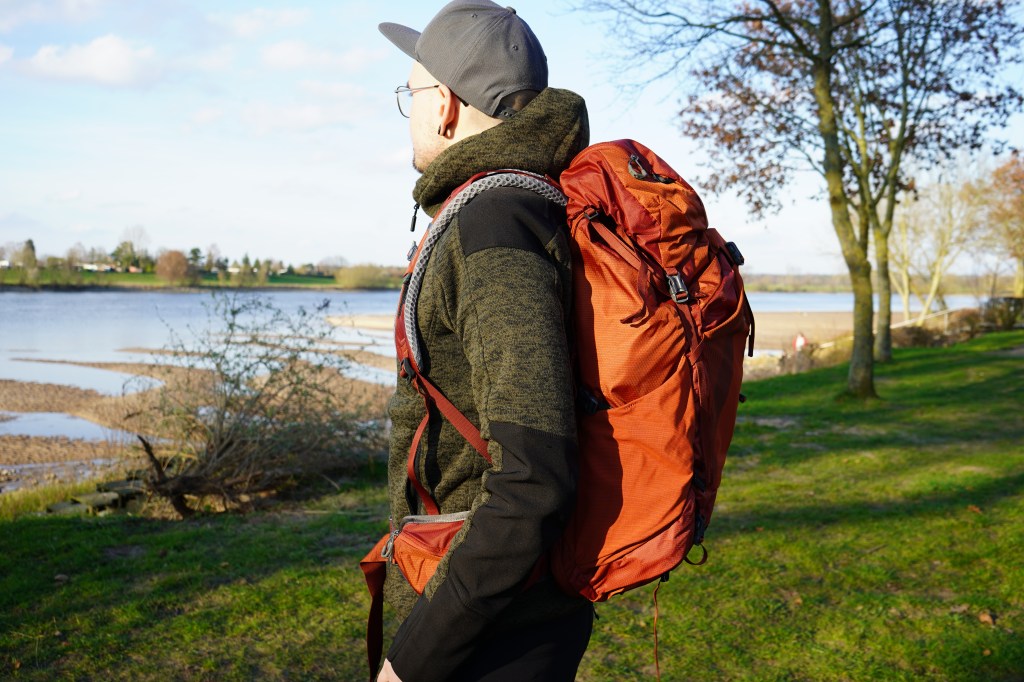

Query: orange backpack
left=361, top=139, right=753, bottom=676
left=551, top=139, right=753, bottom=599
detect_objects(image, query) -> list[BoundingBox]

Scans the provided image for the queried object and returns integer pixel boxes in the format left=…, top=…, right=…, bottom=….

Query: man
left=376, top=1, right=592, bottom=680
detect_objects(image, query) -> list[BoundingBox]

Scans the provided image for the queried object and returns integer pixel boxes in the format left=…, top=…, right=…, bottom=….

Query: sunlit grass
left=1, top=331, right=1021, bottom=680
left=0, top=480, right=98, bottom=522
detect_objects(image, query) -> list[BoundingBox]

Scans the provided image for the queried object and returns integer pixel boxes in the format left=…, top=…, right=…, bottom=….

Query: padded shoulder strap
left=401, top=171, right=566, bottom=369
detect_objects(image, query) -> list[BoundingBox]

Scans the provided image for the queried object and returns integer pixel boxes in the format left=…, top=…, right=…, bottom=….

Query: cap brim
left=379, top=22, right=420, bottom=61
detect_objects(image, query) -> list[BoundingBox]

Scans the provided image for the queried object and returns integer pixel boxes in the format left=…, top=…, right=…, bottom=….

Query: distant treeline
left=0, top=262, right=407, bottom=291
left=743, top=272, right=1013, bottom=296
left=2, top=261, right=1013, bottom=296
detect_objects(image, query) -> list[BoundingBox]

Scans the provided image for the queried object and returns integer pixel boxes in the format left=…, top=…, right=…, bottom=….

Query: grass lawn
left=2, top=332, right=1022, bottom=681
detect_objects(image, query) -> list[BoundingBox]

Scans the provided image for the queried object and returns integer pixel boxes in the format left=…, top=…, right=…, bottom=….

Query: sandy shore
left=329, top=310, right=876, bottom=353
left=0, top=350, right=392, bottom=493
left=2, top=309, right=874, bottom=494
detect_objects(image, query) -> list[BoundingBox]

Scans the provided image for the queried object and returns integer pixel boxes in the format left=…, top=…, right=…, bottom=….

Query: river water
left=0, top=288, right=978, bottom=439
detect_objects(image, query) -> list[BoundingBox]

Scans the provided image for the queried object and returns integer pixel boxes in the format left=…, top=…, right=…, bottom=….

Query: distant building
left=0, top=260, right=9, bottom=269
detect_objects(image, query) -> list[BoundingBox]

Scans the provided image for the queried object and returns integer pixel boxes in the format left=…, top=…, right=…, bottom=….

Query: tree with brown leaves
left=983, top=155, right=1024, bottom=296
left=577, top=0, right=1023, bottom=397
left=156, top=249, right=191, bottom=285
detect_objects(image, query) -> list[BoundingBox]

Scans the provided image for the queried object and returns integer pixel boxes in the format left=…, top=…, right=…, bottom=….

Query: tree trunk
left=848, top=262, right=877, bottom=398
left=810, top=14, right=876, bottom=398
left=873, top=228, right=893, bottom=362
left=1015, top=256, right=1024, bottom=297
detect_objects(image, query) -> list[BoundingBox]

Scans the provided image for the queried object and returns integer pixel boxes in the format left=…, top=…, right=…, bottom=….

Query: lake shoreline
left=0, top=301, right=978, bottom=494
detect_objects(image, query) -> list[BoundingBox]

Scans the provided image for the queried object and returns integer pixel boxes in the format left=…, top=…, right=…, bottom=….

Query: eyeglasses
left=394, top=84, right=440, bottom=118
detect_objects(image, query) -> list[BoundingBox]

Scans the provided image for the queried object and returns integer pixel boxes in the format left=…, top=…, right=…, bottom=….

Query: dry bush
left=127, top=293, right=386, bottom=517
left=156, top=250, right=191, bottom=285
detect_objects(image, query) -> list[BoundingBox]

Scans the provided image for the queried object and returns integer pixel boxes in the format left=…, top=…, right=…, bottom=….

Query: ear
left=437, top=84, right=461, bottom=138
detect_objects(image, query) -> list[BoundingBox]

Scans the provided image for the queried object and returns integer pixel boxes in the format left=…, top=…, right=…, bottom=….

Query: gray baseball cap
left=379, top=0, right=548, bottom=119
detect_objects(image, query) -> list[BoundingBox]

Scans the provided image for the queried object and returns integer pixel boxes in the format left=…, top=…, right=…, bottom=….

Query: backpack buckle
left=725, top=241, right=745, bottom=266
left=667, top=273, right=689, bottom=304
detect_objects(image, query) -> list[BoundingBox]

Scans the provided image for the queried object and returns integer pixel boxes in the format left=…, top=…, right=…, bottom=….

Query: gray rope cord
left=404, top=171, right=568, bottom=369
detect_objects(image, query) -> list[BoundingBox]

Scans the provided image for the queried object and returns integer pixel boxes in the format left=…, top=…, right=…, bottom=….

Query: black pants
left=450, top=603, right=594, bottom=682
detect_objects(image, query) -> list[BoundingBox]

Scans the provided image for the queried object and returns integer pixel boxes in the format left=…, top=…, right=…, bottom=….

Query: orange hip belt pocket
left=381, top=511, right=469, bottom=594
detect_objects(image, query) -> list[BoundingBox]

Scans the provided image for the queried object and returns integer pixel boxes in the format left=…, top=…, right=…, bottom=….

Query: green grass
left=0, top=481, right=98, bottom=522
left=2, top=333, right=1022, bottom=680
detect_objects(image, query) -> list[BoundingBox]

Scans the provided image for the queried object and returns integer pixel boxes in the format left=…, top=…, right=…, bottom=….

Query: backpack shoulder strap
left=400, top=171, right=566, bottom=370
left=394, top=171, right=567, bottom=513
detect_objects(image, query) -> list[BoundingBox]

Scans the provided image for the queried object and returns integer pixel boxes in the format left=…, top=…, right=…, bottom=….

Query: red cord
left=653, top=580, right=663, bottom=681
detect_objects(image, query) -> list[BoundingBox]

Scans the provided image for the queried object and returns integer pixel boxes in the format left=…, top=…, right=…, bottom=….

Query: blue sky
left=1, top=1, right=1020, bottom=274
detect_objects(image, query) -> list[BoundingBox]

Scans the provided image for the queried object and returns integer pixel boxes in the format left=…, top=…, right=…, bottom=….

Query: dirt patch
left=0, top=435, right=125, bottom=466
left=345, top=349, right=396, bottom=372
left=103, top=545, right=147, bottom=560
left=736, top=416, right=800, bottom=429
left=0, top=380, right=103, bottom=414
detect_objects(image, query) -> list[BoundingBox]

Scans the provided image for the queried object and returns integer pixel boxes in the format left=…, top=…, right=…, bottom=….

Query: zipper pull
left=409, top=202, right=420, bottom=232
left=381, top=528, right=401, bottom=562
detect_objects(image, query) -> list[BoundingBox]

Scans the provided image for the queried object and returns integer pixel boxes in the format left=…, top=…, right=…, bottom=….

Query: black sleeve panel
left=387, top=422, right=578, bottom=682
left=458, top=186, right=564, bottom=258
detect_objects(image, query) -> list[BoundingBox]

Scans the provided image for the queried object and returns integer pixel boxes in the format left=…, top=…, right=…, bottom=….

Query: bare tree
left=120, top=225, right=150, bottom=259
left=65, top=242, right=87, bottom=269
left=890, top=161, right=985, bottom=323
left=205, top=243, right=222, bottom=272
left=576, top=0, right=1023, bottom=396
left=130, top=294, right=386, bottom=516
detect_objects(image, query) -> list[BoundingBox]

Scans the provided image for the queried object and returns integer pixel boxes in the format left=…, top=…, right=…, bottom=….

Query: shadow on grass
left=711, top=469, right=1024, bottom=539
left=734, top=338, right=1023, bottom=471
left=0, top=468, right=390, bottom=680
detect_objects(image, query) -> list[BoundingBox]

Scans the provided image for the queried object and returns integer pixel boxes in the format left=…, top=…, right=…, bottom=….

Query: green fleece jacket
left=384, top=88, right=590, bottom=682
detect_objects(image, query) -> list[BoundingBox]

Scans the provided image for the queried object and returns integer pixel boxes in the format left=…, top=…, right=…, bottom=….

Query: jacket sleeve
left=387, top=189, right=579, bottom=682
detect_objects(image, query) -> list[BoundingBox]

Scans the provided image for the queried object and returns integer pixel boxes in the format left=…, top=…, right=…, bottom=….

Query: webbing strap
left=414, top=373, right=490, bottom=461
left=404, top=370, right=491, bottom=516
left=588, top=218, right=643, bottom=271
left=653, top=580, right=664, bottom=682
left=360, top=535, right=390, bottom=681
left=407, top=412, right=440, bottom=516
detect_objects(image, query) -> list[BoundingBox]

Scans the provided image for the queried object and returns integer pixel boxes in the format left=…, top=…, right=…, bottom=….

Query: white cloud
left=25, top=34, right=158, bottom=86
left=51, top=189, right=82, bottom=202
left=184, top=46, right=234, bottom=73
left=190, top=107, right=224, bottom=126
left=242, top=102, right=357, bottom=135
left=298, top=80, right=366, bottom=100
left=0, top=44, right=12, bottom=65
left=262, top=41, right=386, bottom=72
left=211, top=8, right=309, bottom=39
left=0, top=0, right=106, bottom=32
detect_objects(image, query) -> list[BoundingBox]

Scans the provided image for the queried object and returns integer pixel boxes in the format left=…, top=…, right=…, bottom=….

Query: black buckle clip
left=400, top=358, right=415, bottom=380
left=725, top=241, right=745, bottom=266
left=667, top=273, right=689, bottom=304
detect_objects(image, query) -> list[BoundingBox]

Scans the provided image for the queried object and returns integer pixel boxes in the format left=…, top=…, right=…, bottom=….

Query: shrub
left=128, top=293, right=387, bottom=517
left=156, top=250, right=193, bottom=285
left=891, top=325, right=946, bottom=348
left=334, top=264, right=404, bottom=289
left=982, top=296, right=1024, bottom=331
